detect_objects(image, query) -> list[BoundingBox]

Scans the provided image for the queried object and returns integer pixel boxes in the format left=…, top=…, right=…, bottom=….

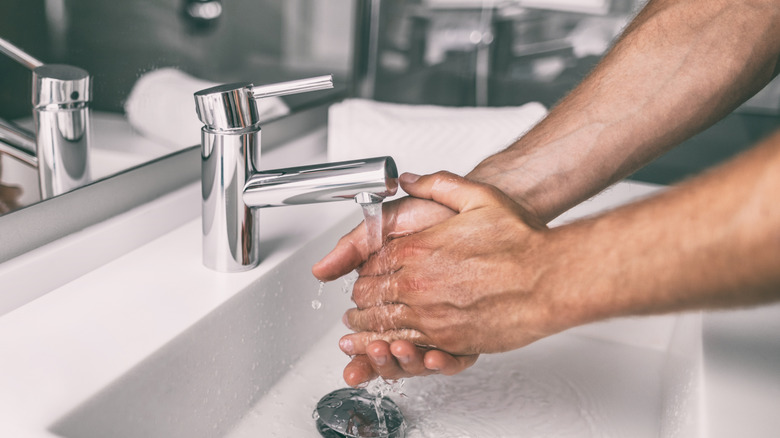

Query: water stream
left=313, top=201, right=406, bottom=436
left=361, top=203, right=383, bottom=255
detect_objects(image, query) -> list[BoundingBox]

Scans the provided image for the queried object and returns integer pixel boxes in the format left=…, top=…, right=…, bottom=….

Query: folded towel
left=124, top=68, right=290, bottom=149
left=328, top=99, right=547, bottom=177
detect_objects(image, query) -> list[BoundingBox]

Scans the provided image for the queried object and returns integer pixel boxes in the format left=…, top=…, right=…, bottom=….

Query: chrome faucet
left=0, top=36, right=92, bottom=200
left=194, top=75, right=398, bottom=272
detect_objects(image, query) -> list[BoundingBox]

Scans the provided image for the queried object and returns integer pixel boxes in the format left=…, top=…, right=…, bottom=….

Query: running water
left=311, top=280, right=325, bottom=310
left=312, top=202, right=380, bottom=312
left=364, top=378, right=406, bottom=436
left=360, top=201, right=409, bottom=436
left=361, top=202, right=383, bottom=254
left=312, top=202, right=407, bottom=436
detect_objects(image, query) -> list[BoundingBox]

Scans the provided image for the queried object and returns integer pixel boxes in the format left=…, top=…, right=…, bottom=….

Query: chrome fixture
left=195, top=75, right=398, bottom=272
left=0, top=36, right=92, bottom=200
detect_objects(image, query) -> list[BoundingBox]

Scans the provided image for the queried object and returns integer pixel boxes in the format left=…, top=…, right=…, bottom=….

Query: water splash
left=362, top=378, right=406, bottom=437
left=359, top=202, right=407, bottom=434
left=342, top=270, right=358, bottom=294
left=311, top=280, right=325, bottom=310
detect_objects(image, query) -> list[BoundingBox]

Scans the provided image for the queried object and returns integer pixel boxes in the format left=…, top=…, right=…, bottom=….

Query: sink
left=44, top=203, right=683, bottom=438
left=1, top=174, right=779, bottom=437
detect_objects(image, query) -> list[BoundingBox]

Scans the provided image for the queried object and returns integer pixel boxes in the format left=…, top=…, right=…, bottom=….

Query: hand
left=313, top=179, right=476, bottom=386
left=342, top=171, right=570, bottom=360
left=340, top=339, right=479, bottom=387
left=313, top=192, right=455, bottom=281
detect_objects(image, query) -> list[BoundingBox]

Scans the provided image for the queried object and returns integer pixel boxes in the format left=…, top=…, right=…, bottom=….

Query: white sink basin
left=1, top=170, right=779, bottom=437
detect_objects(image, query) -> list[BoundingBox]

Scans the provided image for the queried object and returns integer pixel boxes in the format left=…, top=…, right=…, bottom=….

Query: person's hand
left=313, top=180, right=476, bottom=386
left=341, top=171, right=572, bottom=361
left=339, top=339, right=479, bottom=387
left=337, top=312, right=479, bottom=388
left=313, top=193, right=455, bottom=281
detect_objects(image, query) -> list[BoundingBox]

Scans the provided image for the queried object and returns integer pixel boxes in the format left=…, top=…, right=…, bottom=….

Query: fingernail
left=373, top=354, right=387, bottom=366
left=397, top=355, right=410, bottom=364
left=342, top=313, right=352, bottom=330
left=400, top=172, right=421, bottom=184
left=339, top=338, right=354, bottom=354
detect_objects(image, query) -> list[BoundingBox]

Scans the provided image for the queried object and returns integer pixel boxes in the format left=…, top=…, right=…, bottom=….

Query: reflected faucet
left=194, top=76, right=398, bottom=272
left=0, top=36, right=92, bottom=200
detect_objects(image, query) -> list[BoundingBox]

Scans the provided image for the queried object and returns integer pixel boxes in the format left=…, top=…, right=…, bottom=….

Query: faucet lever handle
left=250, top=75, right=333, bottom=100
left=195, top=75, right=334, bottom=131
left=0, top=36, right=43, bottom=70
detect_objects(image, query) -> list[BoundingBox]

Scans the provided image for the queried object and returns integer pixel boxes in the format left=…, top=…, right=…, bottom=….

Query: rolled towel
left=124, top=68, right=290, bottom=149
left=328, top=99, right=547, bottom=177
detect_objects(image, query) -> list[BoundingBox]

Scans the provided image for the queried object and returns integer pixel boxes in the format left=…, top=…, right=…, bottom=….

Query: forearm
left=546, top=130, right=780, bottom=329
left=469, top=0, right=780, bottom=222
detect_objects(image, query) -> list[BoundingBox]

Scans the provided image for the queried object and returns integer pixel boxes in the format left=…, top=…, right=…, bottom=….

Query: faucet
left=194, top=75, right=398, bottom=272
left=0, top=36, right=92, bottom=200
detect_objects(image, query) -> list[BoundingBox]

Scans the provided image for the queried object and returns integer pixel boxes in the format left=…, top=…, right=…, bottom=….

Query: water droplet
left=311, top=300, right=322, bottom=310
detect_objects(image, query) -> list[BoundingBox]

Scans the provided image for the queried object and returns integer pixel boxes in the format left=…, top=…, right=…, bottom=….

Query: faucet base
left=201, top=127, right=262, bottom=272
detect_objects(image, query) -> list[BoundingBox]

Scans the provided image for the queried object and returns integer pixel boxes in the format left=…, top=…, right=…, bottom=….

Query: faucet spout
left=242, top=157, right=397, bottom=208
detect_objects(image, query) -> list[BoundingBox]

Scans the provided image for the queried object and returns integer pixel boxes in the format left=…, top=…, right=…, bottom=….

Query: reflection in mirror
left=0, top=0, right=353, bottom=215
left=0, top=37, right=93, bottom=210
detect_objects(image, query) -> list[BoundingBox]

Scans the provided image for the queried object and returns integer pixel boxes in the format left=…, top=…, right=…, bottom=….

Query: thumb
left=312, top=221, right=369, bottom=282
left=400, top=171, right=501, bottom=213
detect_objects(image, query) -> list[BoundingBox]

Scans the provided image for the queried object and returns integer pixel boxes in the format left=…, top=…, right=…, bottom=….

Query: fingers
left=366, top=340, right=431, bottom=380
left=388, top=340, right=430, bottom=376
left=350, top=269, right=410, bottom=308
left=341, top=340, right=479, bottom=387
left=400, top=171, right=504, bottom=214
left=313, top=196, right=456, bottom=282
left=343, top=305, right=424, bottom=336
left=343, top=355, right=378, bottom=387
left=339, top=328, right=431, bottom=358
left=424, top=349, right=479, bottom=375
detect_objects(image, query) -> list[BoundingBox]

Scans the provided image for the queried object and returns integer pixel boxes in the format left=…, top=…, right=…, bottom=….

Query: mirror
left=0, top=0, right=354, bottom=215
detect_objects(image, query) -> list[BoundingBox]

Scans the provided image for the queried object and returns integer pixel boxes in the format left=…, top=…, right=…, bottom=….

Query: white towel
left=124, top=68, right=290, bottom=149
left=328, top=99, right=547, bottom=177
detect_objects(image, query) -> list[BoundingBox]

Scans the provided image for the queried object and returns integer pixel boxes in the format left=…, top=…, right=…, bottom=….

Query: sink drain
left=314, top=387, right=405, bottom=438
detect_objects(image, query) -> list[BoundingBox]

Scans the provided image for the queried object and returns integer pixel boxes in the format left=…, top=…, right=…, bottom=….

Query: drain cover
left=314, top=387, right=405, bottom=438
